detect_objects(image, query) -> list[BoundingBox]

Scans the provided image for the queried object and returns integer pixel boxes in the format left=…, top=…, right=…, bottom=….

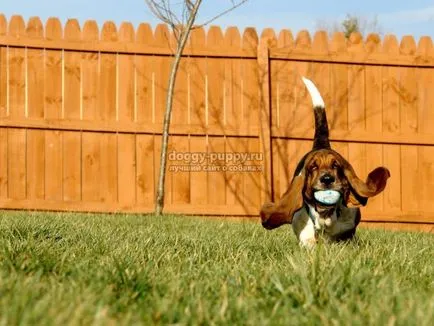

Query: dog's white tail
left=301, top=76, right=330, bottom=150
left=302, top=77, right=325, bottom=108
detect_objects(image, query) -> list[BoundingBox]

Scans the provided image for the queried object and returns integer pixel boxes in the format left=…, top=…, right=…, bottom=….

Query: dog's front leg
left=292, top=210, right=317, bottom=248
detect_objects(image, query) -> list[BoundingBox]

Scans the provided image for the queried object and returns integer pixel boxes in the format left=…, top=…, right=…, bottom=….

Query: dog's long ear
left=260, top=168, right=306, bottom=230
left=342, top=162, right=390, bottom=207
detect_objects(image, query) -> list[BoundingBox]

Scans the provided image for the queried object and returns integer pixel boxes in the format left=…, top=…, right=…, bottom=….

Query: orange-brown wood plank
left=25, top=18, right=46, bottom=201
left=0, top=128, right=8, bottom=197
left=311, top=31, right=330, bottom=116
left=328, top=34, right=350, bottom=181
left=236, top=138, right=250, bottom=208
left=399, top=36, right=418, bottom=134
left=381, top=36, right=402, bottom=215
left=418, top=146, right=434, bottom=214
left=347, top=71, right=365, bottom=131
left=295, top=140, right=311, bottom=168
left=417, top=37, right=434, bottom=132
left=382, top=36, right=400, bottom=134
left=169, top=135, right=190, bottom=204
left=99, top=133, right=118, bottom=202
left=44, top=130, right=63, bottom=200
left=397, top=150, right=419, bottom=221
left=26, top=130, right=45, bottom=200
left=364, top=37, right=384, bottom=213
left=62, top=20, right=82, bottom=202
left=364, top=36, right=383, bottom=134
left=99, top=22, right=117, bottom=121
left=189, top=136, right=207, bottom=205
left=81, top=21, right=99, bottom=120
left=8, top=129, right=26, bottom=199
left=398, top=39, right=420, bottom=213
left=290, top=31, right=312, bottom=134
left=243, top=138, right=261, bottom=209
left=82, top=132, right=101, bottom=202
left=188, top=28, right=206, bottom=127
left=44, top=18, right=63, bottom=119
left=224, top=27, right=242, bottom=132
left=64, top=19, right=81, bottom=120
left=347, top=34, right=367, bottom=196
left=257, top=29, right=275, bottom=203
left=118, top=134, right=136, bottom=206
left=243, top=60, right=260, bottom=133
left=271, top=30, right=293, bottom=132
left=225, top=136, right=244, bottom=206
left=8, top=16, right=26, bottom=119
left=171, top=43, right=189, bottom=126
left=207, top=136, right=226, bottom=205
left=207, top=27, right=225, bottom=129
left=43, top=19, right=63, bottom=201
left=272, top=138, right=289, bottom=201
left=153, top=24, right=171, bottom=125
left=400, top=145, right=419, bottom=212
left=118, top=22, right=135, bottom=123
left=382, top=144, right=401, bottom=213
left=364, top=144, right=384, bottom=213
left=329, top=33, right=348, bottom=132
left=135, top=24, right=154, bottom=123
left=417, top=38, right=434, bottom=212
left=26, top=17, right=44, bottom=119
left=136, top=134, right=155, bottom=206
left=0, top=15, right=7, bottom=118
left=62, top=131, right=81, bottom=201
left=241, top=29, right=259, bottom=134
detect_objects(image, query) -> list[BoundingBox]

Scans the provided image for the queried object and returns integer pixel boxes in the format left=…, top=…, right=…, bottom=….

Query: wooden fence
left=0, top=14, right=433, bottom=232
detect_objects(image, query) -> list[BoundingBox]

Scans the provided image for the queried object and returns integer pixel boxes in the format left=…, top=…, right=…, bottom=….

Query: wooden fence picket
left=381, top=35, right=401, bottom=214
left=188, top=27, right=207, bottom=206
left=44, top=18, right=63, bottom=201
left=364, top=33, right=384, bottom=214
left=26, top=17, right=45, bottom=200
left=7, top=16, right=26, bottom=200
left=0, top=15, right=6, bottom=198
left=62, top=19, right=81, bottom=202
left=0, top=14, right=7, bottom=119
left=417, top=37, right=434, bottom=213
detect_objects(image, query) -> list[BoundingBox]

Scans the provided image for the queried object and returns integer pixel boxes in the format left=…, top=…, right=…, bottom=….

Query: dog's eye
left=332, top=161, right=339, bottom=169
left=310, top=164, right=318, bottom=171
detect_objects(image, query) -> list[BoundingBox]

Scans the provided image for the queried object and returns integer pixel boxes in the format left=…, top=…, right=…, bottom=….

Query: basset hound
left=260, top=77, right=390, bottom=247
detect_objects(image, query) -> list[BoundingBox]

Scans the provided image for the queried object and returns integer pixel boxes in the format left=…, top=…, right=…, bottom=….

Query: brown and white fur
left=260, top=77, right=390, bottom=247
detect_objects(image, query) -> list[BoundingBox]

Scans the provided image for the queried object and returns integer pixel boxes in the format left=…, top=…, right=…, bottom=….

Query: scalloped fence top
left=1, top=13, right=433, bottom=62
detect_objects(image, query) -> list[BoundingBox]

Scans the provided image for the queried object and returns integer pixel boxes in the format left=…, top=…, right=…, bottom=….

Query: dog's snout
left=320, top=174, right=335, bottom=186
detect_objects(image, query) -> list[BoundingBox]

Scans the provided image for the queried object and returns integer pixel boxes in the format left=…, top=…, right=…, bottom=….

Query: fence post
left=258, top=29, right=276, bottom=204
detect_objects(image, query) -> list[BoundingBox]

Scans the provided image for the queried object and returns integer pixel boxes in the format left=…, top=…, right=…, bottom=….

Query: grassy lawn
left=0, top=211, right=433, bottom=325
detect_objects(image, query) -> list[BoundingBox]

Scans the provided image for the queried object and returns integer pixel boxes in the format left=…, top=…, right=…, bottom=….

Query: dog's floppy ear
left=342, top=162, right=390, bottom=207
left=260, top=168, right=306, bottom=230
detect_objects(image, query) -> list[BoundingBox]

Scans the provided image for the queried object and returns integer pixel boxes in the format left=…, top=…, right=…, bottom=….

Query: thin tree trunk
left=155, top=0, right=202, bottom=216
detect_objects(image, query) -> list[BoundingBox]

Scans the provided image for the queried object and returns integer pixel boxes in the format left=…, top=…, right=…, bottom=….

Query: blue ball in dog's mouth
left=314, top=190, right=341, bottom=205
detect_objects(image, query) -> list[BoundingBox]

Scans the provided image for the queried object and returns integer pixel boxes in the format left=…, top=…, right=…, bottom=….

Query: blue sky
left=1, top=0, right=434, bottom=40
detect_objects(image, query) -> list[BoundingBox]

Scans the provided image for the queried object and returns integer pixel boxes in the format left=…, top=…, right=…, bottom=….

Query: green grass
left=0, top=211, right=433, bottom=326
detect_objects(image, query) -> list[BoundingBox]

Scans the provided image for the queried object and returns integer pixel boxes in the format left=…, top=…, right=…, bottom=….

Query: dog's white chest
left=292, top=205, right=358, bottom=246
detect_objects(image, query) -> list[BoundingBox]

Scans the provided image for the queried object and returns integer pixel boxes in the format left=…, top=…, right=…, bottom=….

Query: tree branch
left=193, top=0, right=248, bottom=28
left=154, top=0, right=203, bottom=216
